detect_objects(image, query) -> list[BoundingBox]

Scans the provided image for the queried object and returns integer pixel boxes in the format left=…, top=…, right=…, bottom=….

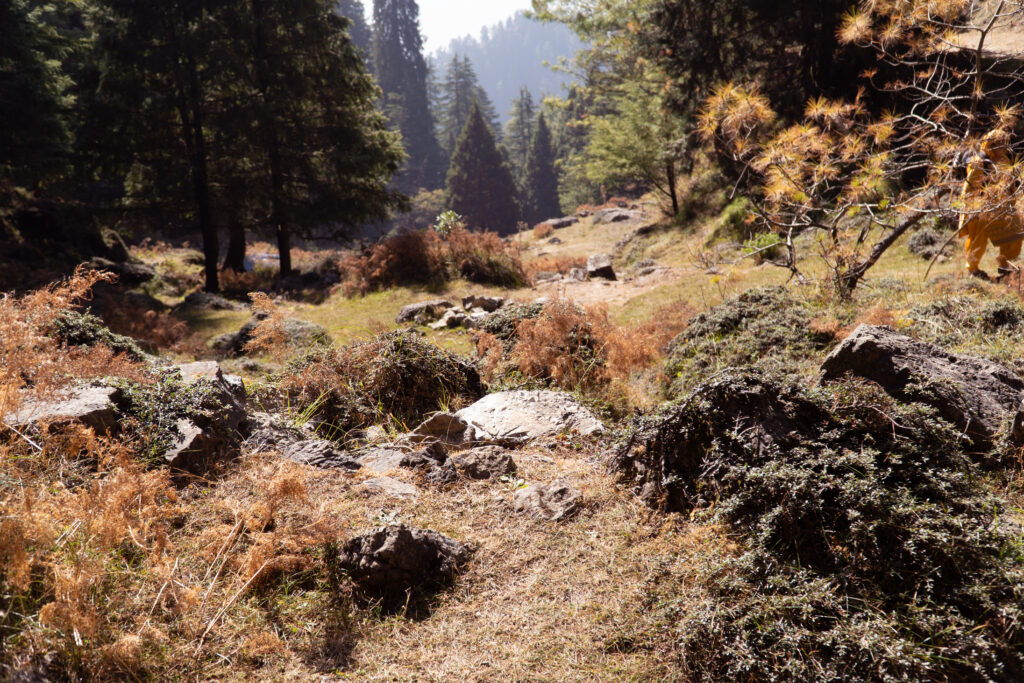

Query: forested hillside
left=430, top=11, right=581, bottom=125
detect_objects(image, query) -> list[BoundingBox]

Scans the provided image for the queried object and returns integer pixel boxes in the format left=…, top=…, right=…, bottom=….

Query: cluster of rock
left=395, top=294, right=506, bottom=331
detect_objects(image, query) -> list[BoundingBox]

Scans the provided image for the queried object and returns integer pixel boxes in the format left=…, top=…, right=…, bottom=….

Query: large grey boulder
left=455, top=390, right=604, bottom=445
left=592, top=208, right=635, bottom=224
left=821, top=324, right=1024, bottom=446
left=395, top=299, right=454, bottom=324
left=283, top=439, right=361, bottom=470
left=337, top=525, right=471, bottom=602
left=586, top=254, right=616, bottom=281
left=513, top=481, right=581, bottom=521
left=84, top=257, right=156, bottom=286
left=5, top=384, right=122, bottom=435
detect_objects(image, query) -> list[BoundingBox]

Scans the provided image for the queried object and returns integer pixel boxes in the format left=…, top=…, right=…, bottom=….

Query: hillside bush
left=281, top=331, right=485, bottom=436
left=614, top=372, right=1024, bottom=681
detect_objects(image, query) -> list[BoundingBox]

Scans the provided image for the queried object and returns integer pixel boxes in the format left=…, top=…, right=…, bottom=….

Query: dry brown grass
left=479, top=298, right=694, bottom=413
left=524, top=255, right=587, bottom=278
left=340, top=227, right=527, bottom=296
left=533, top=222, right=555, bottom=240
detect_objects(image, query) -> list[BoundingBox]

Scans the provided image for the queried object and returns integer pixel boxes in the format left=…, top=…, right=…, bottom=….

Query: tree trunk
left=666, top=161, right=679, bottom=216
left=250, top=0, right=291, bottom=279
left=182, top=52, right=218, bottom=293
left=223, top=217, right=247, bottom=272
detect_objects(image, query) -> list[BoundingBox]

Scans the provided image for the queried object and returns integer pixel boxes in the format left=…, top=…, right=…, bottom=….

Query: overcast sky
left=416, top=0, right=532, bottom=51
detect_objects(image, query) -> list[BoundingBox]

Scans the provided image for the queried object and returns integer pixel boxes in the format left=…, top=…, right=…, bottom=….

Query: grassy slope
left=15, top=205, right=1018, bottom=681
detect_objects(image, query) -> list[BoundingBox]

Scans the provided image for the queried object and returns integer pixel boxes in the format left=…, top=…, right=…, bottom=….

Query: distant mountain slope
left=430, top=11, right=581, bottom=124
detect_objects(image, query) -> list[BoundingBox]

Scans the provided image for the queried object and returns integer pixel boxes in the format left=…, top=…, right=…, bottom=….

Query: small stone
left=396, top=300, right=454, bottom=324
left=359, top=477, right=420, bottom=499
left=513, top=481, right=581, bottom=521
left=452, top=446, right=516, bottom=479
left=586, top=254, right=616, bottom=281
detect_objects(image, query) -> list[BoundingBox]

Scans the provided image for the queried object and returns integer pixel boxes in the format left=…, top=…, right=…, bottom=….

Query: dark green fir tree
left=521, top=112, right=561, bottom=224
left=445, top=101, right=519, bottom=235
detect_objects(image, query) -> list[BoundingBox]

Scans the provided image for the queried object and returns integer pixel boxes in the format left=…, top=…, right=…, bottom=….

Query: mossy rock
left=51, top=310, right=146, bottom=361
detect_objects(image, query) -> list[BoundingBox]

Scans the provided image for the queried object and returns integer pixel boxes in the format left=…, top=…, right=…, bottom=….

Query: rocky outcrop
left=586, top=254, right=616, bottom=281
left=84, top=257, right=156, bottom=286
left=395, top=300, right=454, bottom=325
left=455, top=390, right=604, bottom=445
left=358, top=443, right=456, bottom=484
left=176, top=291, right=247, bottom=311
left=462, top=295, right=504, bottom=313
left=5, top=384, right=123, bottom=435
left=452, top=446, right=516, bottom=479
left=821, top=324, right=1024, bottom=446
left=592, top=208, right=636, bottom=225
left=539, top=216, right=578, bottom=230
left=409, top=413, right=477, bottom=448
left=162, top=362, right=247, bottom=474
left=513, top=481, right=581, bottom=521
left=336, top=525, right=471, bottom=602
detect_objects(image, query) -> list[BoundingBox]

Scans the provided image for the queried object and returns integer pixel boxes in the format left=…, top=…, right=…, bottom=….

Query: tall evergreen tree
left=91, top=0, right=228, bottom=291
left=231, top=0, right=405, bottom=277
left=445, top=101, right=519, bottom=235
left=437, top=55, right=501, bottom=159
left=335, top=0, right=372, bottom=57
left=521, top=113, right=561, bottom=224
left=0, top=0, right=71, bottom=205
left=372, top=0, right=444, bottom=191
left=504, top=87, right=536, bottom=186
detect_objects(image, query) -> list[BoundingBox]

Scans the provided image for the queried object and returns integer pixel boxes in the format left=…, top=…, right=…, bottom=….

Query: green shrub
left=51, top=310, right=146, bottom=361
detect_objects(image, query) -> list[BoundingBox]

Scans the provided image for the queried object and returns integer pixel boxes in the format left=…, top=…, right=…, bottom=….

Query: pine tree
left=437, top=55, right=500, bottom=160
left=335, top=0, right=372, bottom=57
left=372, top=0, right=445, bottom=191
left=504, top=86, right=536, bottom=187
left=91, top=0, right=229, bottom=291
left=445, top=101, right=519, bottom=235
left=521, top=113, right=561, bottom=224
left=232, top=0, right=405, bottom=277
left=0, top=0, right=71, bottom=204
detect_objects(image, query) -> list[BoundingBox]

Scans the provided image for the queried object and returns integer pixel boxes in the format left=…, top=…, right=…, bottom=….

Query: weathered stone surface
left=5, top=384, right=122, bottom=435
left=592, top=208, right=635, bottom=225
left=359, top=477, right=420, bottom=499
left=533, top=271, right=561, bottom=283
left=242, top=412, right=306, bottom=453
left=513, top=481, right=581, bottom=521
left=177, top=291, right=247, bottom=311
left=567, top=268, right=587, bottom=282
left=821, top=324, right=1024, bottom=445
left=395, top=299, right=454, bottom=324
left=162, top=361, right=247, bottom=473
left=337, top=525, right=470, bottom=601
left=462, top=295, right=504, bottom=313
left=428, top=309, right=468, bottom=330
left=358, top=443, right=446, bottom=473
left=455, top=390, right=604, bottom=445
left=540, top=216, right=578, bottom=230
left=409, top=413, right=477, bottom=447
left=452, top=446, right=516, bottom=479
left=283, top=439, right=361, bottom=470
left=586, top=254, right=616, bottom=281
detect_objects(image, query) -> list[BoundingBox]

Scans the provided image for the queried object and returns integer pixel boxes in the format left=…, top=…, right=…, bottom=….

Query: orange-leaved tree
left=699, top=0, right=1024, bottom=295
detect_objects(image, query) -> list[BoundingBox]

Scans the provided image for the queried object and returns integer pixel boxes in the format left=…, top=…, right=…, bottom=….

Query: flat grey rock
left=586, top=254, right=616, bottom=281
left=513, top=481, right=581, bottom=521
left=284, top=439, right=360, bottom=470
left=395, top=299, right=454, bottom=324
left=5, top=384, right=121, bottom=435
left=360, top=476, right=420, bottom=499
left=452, top=446, right=516, bottom=479
left=455, top=390, right=604, bottom=445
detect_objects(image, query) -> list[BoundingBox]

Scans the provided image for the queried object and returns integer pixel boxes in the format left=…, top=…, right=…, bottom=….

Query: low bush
left=524, top=255, right=587, bottom=279
left=281, top=331, right=485, bottom=436
left=614, top=372, right=1024, bottom=681
left=478, top=298, right=692, bottom=413
left=533, top=223, right=554, bottom=239
left=664, top=287, right=830, bottom=398
left=340, top=227, right=527, bottom=296
left=52, top=310, right=146, bottom=361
